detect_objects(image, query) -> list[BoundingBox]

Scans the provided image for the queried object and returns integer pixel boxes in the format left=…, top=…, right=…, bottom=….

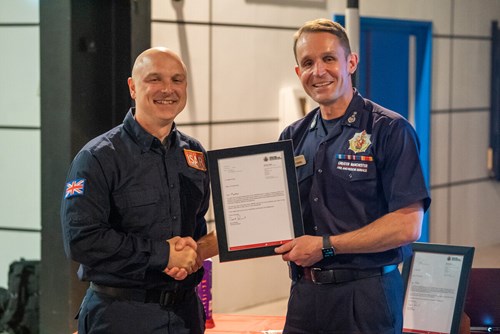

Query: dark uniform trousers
left=283, top=268, right=403, bottom=334
left=77, top=286, right=205, bottom=334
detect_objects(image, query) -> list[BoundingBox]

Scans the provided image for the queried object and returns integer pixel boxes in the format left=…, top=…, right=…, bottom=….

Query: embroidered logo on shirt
left=65, top=179, right=85, bottom=198
left=336, top=161, right=369, bottom=173
left=336, top=154, right=373, bottom=173
left=348, top=130, right=371, bottom=153
left=184, top=149, right=207, bottom=171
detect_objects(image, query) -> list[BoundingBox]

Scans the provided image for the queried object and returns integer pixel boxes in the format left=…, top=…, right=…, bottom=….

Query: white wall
left=427, top=0, right=500, bottom=248
left=151, top=0, right=500, bottom=313
left=151, top=0, right=334, bottom=313
left=1, top=0, right=499, bottom=314
left=0, top=0, right=41, bottom=289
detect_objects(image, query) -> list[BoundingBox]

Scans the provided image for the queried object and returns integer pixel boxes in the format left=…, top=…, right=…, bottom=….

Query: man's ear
left=127, top=77, right=136, bottom=99
left=295, top=65, right=301, bottom=77
left=348, top=53, right=359, bottom=75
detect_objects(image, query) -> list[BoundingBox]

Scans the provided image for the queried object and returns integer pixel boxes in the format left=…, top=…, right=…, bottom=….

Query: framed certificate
left=401, top=243, right=475, bottom=334
left=207, top=140, right=304, bottom=262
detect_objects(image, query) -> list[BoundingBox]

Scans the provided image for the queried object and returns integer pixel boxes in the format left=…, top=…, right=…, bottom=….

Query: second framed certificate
left=207, top=140, right=304, bottom=262
left=401, top=243, right=475, bottom=334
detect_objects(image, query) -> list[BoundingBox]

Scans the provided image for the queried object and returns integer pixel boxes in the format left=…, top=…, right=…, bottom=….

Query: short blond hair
left=293, top=19, right=352, bottom=63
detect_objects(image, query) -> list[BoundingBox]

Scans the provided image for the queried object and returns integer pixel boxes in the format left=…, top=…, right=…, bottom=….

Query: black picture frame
left=401, top=242, right=475, bottom=334
left=207, top=140, right=304, bottom=262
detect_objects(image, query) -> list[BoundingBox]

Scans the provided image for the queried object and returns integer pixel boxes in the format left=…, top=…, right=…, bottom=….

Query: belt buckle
left=159, top=290, right=175, bottom=308
left=311, top=267, right=325, bottom=285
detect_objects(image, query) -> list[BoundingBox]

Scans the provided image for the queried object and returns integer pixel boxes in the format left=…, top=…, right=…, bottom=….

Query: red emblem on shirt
left=184, top=149, right=207, bottom=171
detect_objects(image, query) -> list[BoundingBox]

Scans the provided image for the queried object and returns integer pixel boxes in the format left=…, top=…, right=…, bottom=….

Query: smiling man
left=128, top=48, right=188, bottom=142
left=275, top=19, right=431, bottom=333
left=61, top=47, right=215, bottom=334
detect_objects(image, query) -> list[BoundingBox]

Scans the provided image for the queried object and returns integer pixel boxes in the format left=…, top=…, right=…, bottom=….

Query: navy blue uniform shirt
left=61, top=109, right=210, bottom=290
left=280, top=90, right=431, bottom=270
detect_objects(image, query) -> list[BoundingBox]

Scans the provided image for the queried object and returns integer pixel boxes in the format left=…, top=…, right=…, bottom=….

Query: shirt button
left=349, top=173, right=353, bottom=179
left=313, top=226, right=318, bottom=231
left=313, top=197, right=319, bottom=202
left=172, top=216, right=177, bottom=220
left=318, top=169, right=323, bottom=173
left=170, top=184, right=175, bottom=188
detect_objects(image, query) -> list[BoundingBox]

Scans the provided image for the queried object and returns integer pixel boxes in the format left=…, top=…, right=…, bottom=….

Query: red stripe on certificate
left=229, top=239, right=291, bottom=251
left=402, top=328, right=448, bottom=334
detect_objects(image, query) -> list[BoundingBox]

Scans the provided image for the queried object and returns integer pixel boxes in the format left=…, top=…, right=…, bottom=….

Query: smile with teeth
left=155, top=99, right=176, bottom=104
left=312, top=81, right=333, bottom=88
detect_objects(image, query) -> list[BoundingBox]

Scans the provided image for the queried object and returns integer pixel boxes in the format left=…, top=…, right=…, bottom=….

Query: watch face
left=322, top=247, right=335, bottom=258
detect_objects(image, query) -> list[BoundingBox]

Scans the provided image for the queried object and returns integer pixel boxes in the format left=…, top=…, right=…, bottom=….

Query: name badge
left=294, top=155, right=306, bottom=167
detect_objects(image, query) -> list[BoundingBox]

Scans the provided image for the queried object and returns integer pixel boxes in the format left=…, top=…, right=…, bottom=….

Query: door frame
left=334, top=15, right=432, bottom=241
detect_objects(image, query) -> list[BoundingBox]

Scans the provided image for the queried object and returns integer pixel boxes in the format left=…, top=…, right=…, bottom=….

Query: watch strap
left=322, top=235, right=336, bottom=258
left=322, top=235, right=332, bottom=249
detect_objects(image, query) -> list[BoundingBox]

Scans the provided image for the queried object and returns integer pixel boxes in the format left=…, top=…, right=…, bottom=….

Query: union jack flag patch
left=65, top=179, right=85, bottom=198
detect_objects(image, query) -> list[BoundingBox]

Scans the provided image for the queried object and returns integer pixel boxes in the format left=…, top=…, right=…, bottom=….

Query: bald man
left=61, top=47, right=215, bottom=334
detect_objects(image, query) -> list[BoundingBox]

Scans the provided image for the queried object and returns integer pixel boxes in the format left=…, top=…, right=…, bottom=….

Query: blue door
left=335, top=16, right=432, bottom=241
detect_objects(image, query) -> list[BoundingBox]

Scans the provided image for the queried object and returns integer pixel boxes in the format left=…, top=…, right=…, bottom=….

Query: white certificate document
left=218, top=151, right=294, bottom=251
left=403, top=252, right=464, bottom=334
left=208, top=140, right=304, bottom=262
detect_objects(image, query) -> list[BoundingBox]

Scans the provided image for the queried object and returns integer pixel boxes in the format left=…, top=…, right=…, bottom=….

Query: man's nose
left=161, top=82, right=173, bottom=93
left=313, top=62, right=326, bottom=76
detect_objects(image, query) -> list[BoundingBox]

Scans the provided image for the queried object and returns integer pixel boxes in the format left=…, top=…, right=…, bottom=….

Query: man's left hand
left=274, top=235, right=323, bottom=267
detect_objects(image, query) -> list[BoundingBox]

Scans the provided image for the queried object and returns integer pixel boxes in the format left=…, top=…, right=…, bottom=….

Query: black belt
left=90, top=282, right=195, bottom=308
left=294, top=265, right=398, bottom=285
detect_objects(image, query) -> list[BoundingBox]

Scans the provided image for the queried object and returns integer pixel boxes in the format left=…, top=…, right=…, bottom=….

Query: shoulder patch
left=65, top=179, right=85, bottom=198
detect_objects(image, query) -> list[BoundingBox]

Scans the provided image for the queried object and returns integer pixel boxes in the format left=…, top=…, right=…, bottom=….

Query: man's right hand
left=165, top=236, right=197, bottom=276
left=164, top=232, right=218, bottom=280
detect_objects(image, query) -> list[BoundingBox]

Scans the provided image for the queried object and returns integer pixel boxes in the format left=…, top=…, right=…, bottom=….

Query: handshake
left=164, top=231, right=218, bottom=281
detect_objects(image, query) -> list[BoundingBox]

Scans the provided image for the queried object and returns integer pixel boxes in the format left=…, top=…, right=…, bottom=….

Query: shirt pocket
left=112, top=188, right=162, bottom=234
left=113, top=188, right=160, bottom=209
left=181, top=168, right=207, bottom=195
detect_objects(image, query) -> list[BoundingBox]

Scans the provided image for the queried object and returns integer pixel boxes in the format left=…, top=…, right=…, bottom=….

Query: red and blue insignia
left=65, top=179, right=85, bottom=198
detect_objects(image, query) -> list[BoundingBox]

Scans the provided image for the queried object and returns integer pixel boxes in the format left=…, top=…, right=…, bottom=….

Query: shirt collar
left=340, top=89, right=364, bottom=128
left=123, top=108, right=178, bottom=152
left=308, top=89, right=364, bottom=131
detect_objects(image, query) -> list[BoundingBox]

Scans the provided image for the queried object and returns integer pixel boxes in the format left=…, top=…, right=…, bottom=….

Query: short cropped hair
left=293, top=19, right=352, bottom=63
